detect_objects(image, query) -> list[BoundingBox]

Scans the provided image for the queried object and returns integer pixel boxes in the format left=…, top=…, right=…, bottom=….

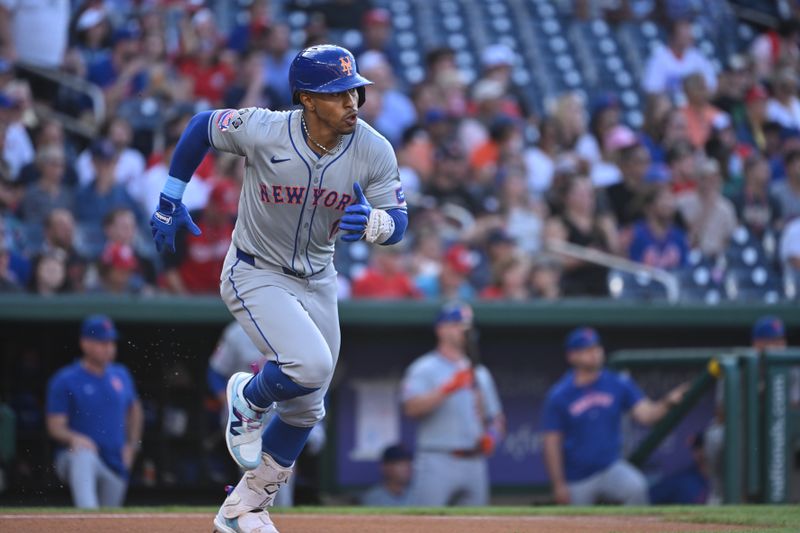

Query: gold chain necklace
left=301, top=114, right=343, bottom=155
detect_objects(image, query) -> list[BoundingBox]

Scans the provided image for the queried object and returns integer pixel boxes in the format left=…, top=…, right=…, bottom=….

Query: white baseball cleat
left=225, top=372, right=272, bottom=470
left=213, top=453, right=293, bottom=533
left=213, top=510, right=278, bottom=533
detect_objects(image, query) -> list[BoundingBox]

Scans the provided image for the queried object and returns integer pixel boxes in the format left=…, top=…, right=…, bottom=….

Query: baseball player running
left=150, top=45, right=407, bottom=533
left=401, top=302, right=505, bottom=506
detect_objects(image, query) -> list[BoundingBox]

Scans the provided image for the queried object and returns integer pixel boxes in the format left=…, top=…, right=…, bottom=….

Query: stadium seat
left=608, top=270, right=669, bottom=302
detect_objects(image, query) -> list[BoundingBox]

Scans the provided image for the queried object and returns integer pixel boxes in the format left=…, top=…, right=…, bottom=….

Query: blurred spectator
left=74, top=140, right=140, bottom=225
left=0, top=0, right=70, bottom=68
left=479, top=256, right=531, bottom=300
left=0, top=92, right=34, bottom=181
left=605, top=143, right=652, bottom=228
left=0, top=238, right=21, bottom=292
left=397, top=126, right=434, bottom=201
left=424, top=142, right=481, bottom=214
left=541, top=327, right=687, bottom=505
left=90, top=242, right=143, bottom=295
left=749, top=19, right=800, bottom=80
left=640, top=93, right=674, bottom=166
left=705, top=114, right=748, bottom=196
left=103, top=207, right=156, bottom=284
left=88, top=27, right=148, bottom=114
left=666, top=140, right=697, bottom=196
left=18, top=145, right=74, bottom=226
left=28, top=249, right=67, bottom=295
left=260, top=23, right=295, bottom=108
left=642, top=18, right=717, bottom=98
left=358, top=51, right=417, bottom=147
left=479, top=43, right=526, bottom=117
left=223, top=49, right=273, bottom=110
left=551, top=176, right=619, bottom=297
left=780, top=216, right=800, bottom=271
left=712, top=55, right=749, bottom=117
left=360, top=444, right=413, bottom=507
left=766, top=68, right=800, bottom=132
left=525, top=117, right=559, bottom=195
left=627, top=186, right=688, bottom=270
left=73, top=5, right=112, bottom=66
left=732, top=154, right=783, bottom=238
left=402, top=302, right=504, bottom=506
left=39, top=208, right=86, bottom=292
left=771, top=149, right=800, bottom=222
left=17, top=118, right=79, bottom=187
left=352, top=245, right=420, bottom=299
left=162, top=180, right=235, bottom=294
left=736, top=84, right=770, bottom=151
left=177, top=9, right=235, bottom=107
left=76, top=118, right=146, bottom=188
left=529, top=257, right=562, bottom=300
left=592, top=124, right=636, bottom=188
left=353, top=8, right=402, bottom=78
left=415, top=243, right=477, bottom=300
left=552, top=92, right=595, bottom=168
left=681, top=73, right=722, bottom=150
left=45, top=315, right=143, bottom=508
left=500, top=172, right=544, bottom=255
left=677, top=158, right=737, bottom=257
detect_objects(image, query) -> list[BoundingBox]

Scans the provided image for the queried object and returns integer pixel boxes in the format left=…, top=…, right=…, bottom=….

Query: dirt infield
left=0, top=512, right=749, bottom=532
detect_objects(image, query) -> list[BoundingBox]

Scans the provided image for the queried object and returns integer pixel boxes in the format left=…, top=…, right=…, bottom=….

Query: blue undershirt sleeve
left=168, top=111, right=214, bottom=183
left=381, top=208, right=408, bottom=245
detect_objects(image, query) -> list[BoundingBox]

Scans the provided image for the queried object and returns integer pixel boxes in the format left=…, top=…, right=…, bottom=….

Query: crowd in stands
left=0, top=0, right=799, bottom=301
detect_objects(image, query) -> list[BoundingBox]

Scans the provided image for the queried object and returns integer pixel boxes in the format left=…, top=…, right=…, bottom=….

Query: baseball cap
left=363, top=8, right=391, bottom=26
left=435, top=301, right=473, bottom=326
left=745, top=84, right=769, bottom=104
left=90, top=139, right=116, bottom=161
left=752, top=315, right=785, bottom=342
left=76, top=7, right=106, bottom=31
left=444, top=244, right=476, bottom=275
left=481, top=44, right=515, bottom=69
left=101, top=242, right=138, bottom=270
left=565, top=327, right=601, bottom=352
left=381, top=444, right=412, bottom=463
left=81, top=314, right=118, bottom=341
left=604, top=124, right=638, bottom=152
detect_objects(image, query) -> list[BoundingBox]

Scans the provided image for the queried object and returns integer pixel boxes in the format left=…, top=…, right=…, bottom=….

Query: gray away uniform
left=210, top=106, right=404, bottom=428
left=401, top=352, right=503, bottom=506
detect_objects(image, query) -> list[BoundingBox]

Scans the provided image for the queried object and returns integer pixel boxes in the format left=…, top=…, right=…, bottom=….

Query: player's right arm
left=542, top=431, right=569, bottom=504
left=149, top=107, right=260, bottom=253
left=45, top=374, right=96, bottom=452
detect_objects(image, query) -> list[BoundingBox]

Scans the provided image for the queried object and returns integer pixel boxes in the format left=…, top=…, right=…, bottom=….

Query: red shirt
left=178, top=59, right=235, bottom=106
left=351, top=269, right=421, bottom=299
left=178, top=220, right=233, bottom=293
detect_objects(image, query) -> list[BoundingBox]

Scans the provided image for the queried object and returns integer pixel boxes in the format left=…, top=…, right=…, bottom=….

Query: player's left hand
left=340, top=182, right=371, bottom=242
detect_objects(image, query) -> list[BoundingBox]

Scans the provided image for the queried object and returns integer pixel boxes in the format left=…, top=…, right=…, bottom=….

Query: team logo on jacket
left=339, top=56, right=353, bottom=76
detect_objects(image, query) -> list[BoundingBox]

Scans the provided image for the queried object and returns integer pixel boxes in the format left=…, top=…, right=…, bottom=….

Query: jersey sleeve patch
left=395, top=187, right=406, bottom=205
left=216, top=108, right=250, bottom=132
left=216, top=109, right=235, bottom=132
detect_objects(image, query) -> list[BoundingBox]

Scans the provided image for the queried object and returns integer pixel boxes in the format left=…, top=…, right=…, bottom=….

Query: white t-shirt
left=780, top=217, right=800, bottom=265
left=127, top=162, right=211, bottom=215
left=642, top=44, right=717, bottom=97
left=0, top=0, right=70, bottom=68
left=524, top=147, right=555, bottom=194
left=2, top=121, right=34, bottom=180
left=766, top=98, right=800, bottom=132
left=76, top=147, right=146, bottom=188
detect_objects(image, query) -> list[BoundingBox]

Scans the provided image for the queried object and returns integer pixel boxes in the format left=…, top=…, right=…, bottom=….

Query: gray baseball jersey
left=401, top=352, right=503, bottom=451
left=208, top=107, right=406, bottom=276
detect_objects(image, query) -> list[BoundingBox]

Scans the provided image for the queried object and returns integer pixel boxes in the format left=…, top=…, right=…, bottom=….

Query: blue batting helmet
left=289, top=45, right=372, bottom=107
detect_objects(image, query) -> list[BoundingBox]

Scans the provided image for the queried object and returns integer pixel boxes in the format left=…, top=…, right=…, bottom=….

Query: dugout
left=0, top=295, right=798, bottom=505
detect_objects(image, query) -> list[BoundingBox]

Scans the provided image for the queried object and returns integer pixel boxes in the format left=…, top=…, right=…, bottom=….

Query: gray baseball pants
left=55, top=449, right=127, bottom=509
left=568, top=460, right=648, bottom=505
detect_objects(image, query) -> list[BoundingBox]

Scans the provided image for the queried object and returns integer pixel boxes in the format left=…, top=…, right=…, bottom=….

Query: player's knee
left=622, top=472, right=649, bottom=505
left=295, top=348, right=334, bottom=388
left=280, top=403, right=326, bottom=427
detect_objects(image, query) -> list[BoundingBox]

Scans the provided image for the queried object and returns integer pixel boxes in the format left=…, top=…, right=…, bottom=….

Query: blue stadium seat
left=608, top=270, right=669, bottom=302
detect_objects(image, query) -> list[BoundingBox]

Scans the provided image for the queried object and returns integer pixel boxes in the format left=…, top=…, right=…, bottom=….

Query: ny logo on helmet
left=339, top=56, right=353, bottom=76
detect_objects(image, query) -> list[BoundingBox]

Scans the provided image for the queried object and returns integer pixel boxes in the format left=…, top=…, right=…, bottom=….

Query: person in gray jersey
left=149, top=44, right=408, bottom=533
left=207, top=321, right=327, bottom=508
left=401, top=302, right=505, bottom=506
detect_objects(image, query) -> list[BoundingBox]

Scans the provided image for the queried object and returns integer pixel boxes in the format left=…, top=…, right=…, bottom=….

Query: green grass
left=1, top=505, right=797, bottom=532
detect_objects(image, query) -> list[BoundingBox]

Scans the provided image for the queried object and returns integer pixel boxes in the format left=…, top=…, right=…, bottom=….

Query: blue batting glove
left=150, top=193, right=201, bottom=253
left=340, top=182, right=371, bottom=242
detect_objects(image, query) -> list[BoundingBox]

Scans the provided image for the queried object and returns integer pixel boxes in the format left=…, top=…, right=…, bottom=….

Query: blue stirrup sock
left=244, top=361, right=318, bottom=409
left=261, top=417, right=314, bottom=467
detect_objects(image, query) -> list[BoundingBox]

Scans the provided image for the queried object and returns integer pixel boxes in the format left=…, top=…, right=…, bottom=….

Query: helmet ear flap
left=357, top=86, right=366, bottom=107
